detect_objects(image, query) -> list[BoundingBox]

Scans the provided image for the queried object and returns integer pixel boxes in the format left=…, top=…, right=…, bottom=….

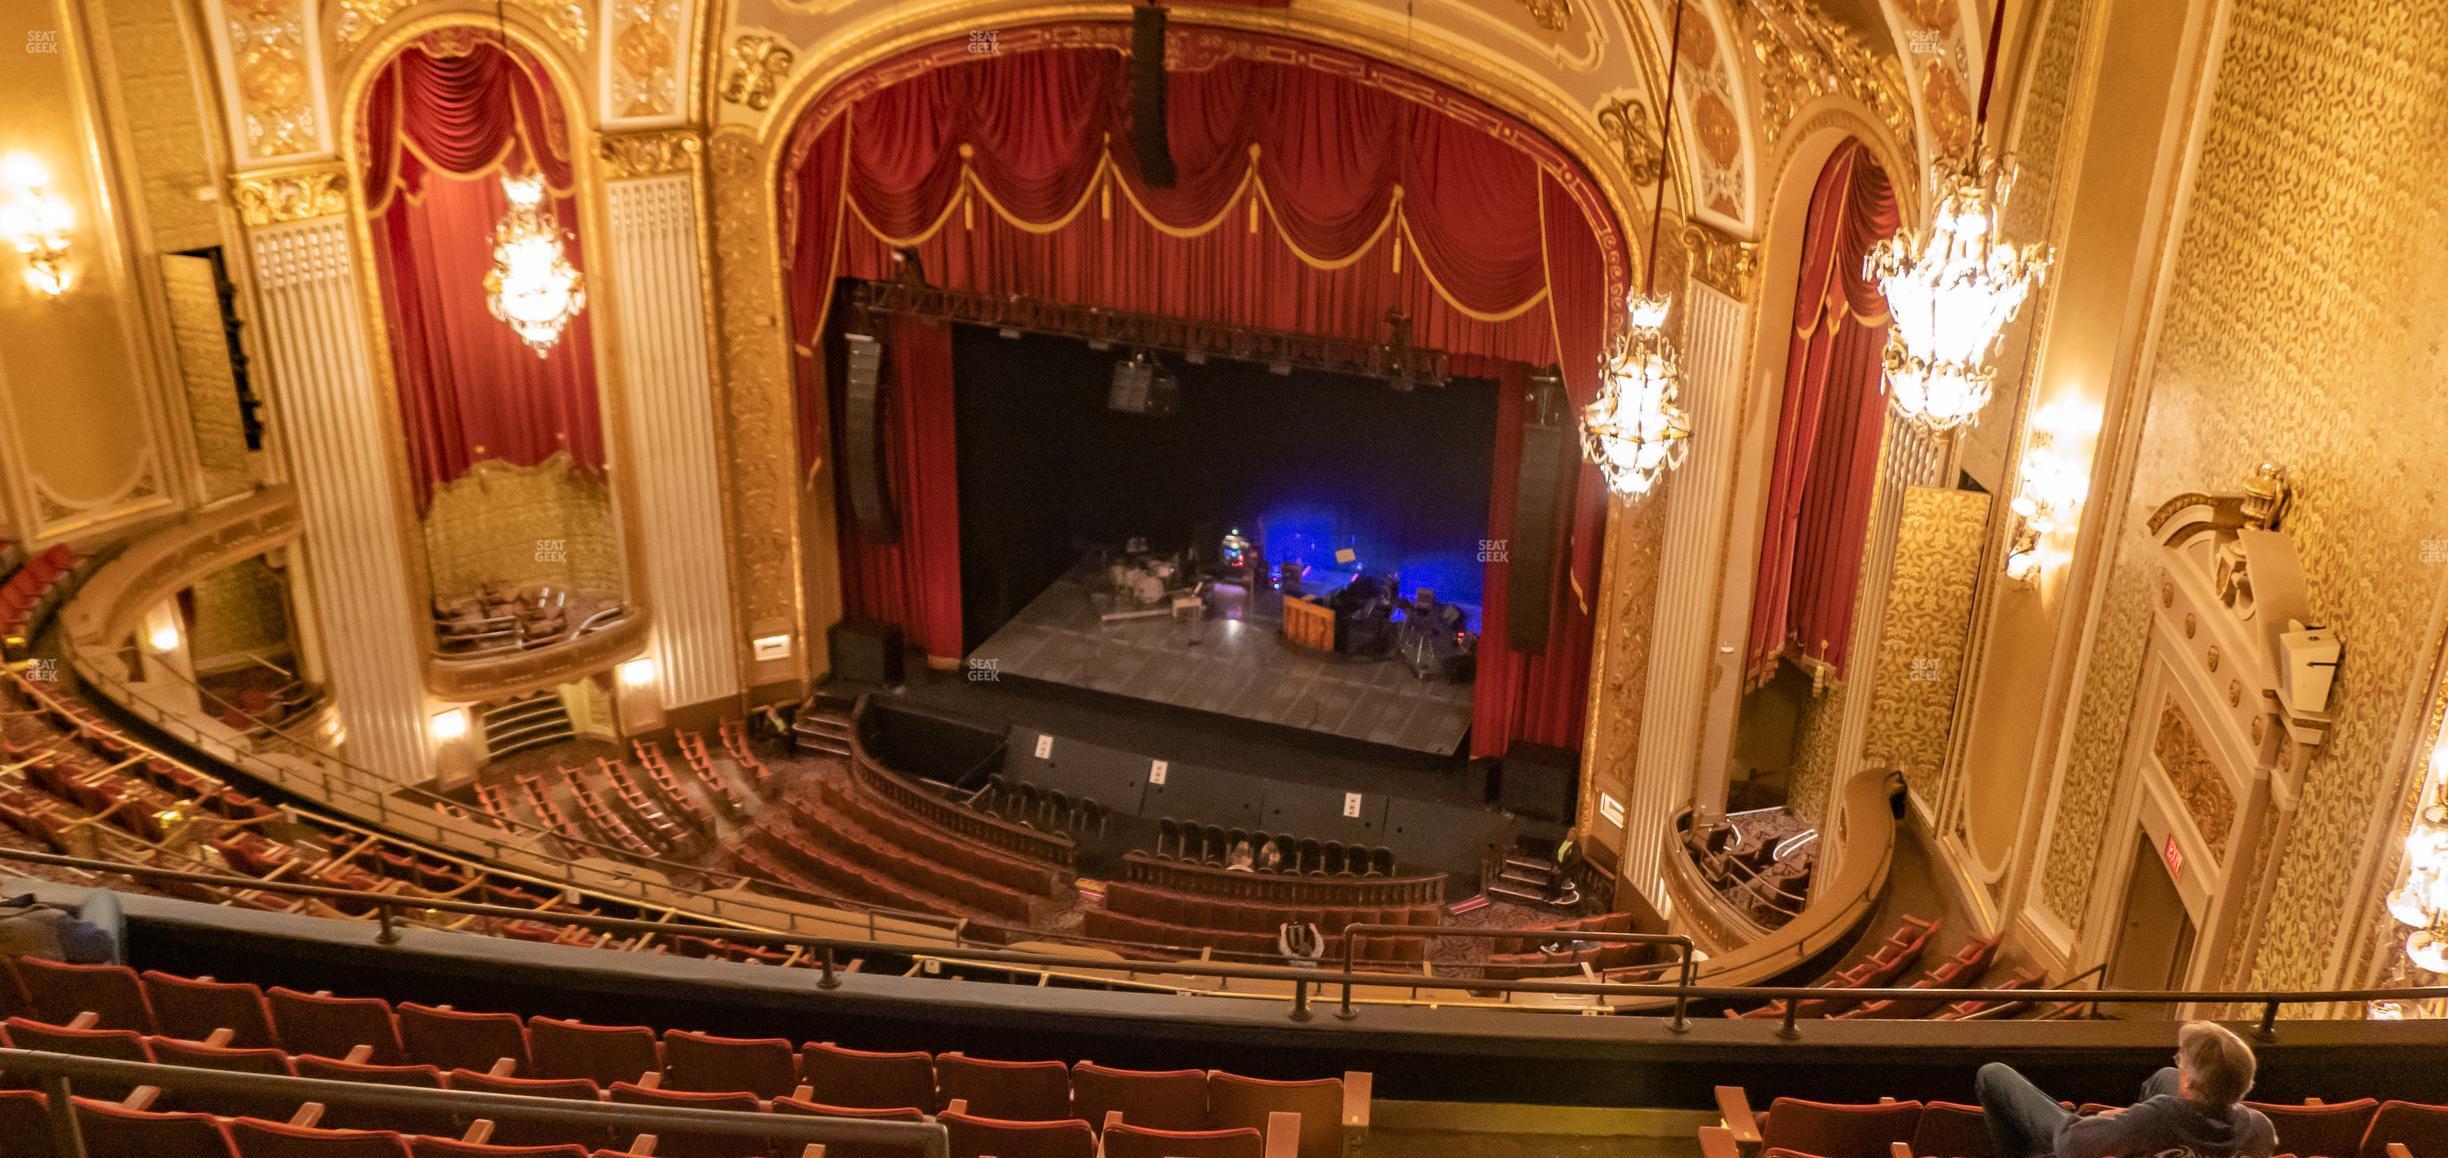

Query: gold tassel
left=1101, top=179, right=1111, bottom=221
left=963, top=186, right=974, bottom=232
left=1248, top=194, right=1259, bottom=234
left=1393, top=232, right=1403, bottom=274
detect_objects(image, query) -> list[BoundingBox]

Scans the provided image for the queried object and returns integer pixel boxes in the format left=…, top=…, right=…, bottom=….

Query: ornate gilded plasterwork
left=224, top=0, right=319, bottom=159
left=608, top=0, right=684, bottom=118
left=1518, top=0, right=1573, bottom=32
left=1681, top=220, right=1758, bottom=299
left=1863, top=486, right=1988, bottom=800
left=332, top=0, right=589, bottom=51
left=1597, top=96, right=1666, bottom=187
left=721, top=32, right=793, bottom=111
left=705, top=127, right=801, bottom=644
left=598, top=128, right=701, bottom=178
left=231, top=165, right=349, bottom=225
left=2038, top=0, right=2448, bottom=989
left=1736, top=0, right=1918, bottom=175
left=2152, top=696, right=2235, bottom=861
left=1666, top=2, right=1748, bottom=220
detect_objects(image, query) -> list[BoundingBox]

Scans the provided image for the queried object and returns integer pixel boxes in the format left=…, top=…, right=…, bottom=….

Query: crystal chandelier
left=1580, top=1, right=1692, bottom=498
left=1583, top=292, right=1691, bottom=496
left=484, top=174, right=584, bottom=356
left=1864, top=0, right=2051, bottom=434
left=2391, top=745, right=2448, bottom=975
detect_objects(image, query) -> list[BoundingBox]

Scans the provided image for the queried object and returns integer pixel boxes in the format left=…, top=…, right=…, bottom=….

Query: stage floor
left=971, top=571, right=1475, bottom=757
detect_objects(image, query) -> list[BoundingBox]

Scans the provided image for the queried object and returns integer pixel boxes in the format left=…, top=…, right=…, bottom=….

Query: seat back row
left=1708, top=1085, right=2448, bottom=1158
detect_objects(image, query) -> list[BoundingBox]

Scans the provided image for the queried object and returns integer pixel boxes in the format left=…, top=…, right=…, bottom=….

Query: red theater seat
left=1907, top=1101, right=1992, bottom=1158
left=2360, top=1101, right=2448, bottom=1158
left=397, top=1003, right=532, bottom=1075
left=662, top=1028, right=798, bottom=1100
left=143, top=971, right=279, bottom=1049
left=271, top=988, right=406, bottom=1066
left=409, top=1142, right=593, bottom=1158
left=70, top=1097, right=235, bottom=1156
left=225, top=1118, right=416, bottom=1158
left=291, top=1055, right=458, bottom=1136
left=1100, top=1120, right=1269, bottom=1158
left=607, top=1081, right=770, bottom=1158
left=148, top=1035, right=303, bottom=1120
left=800, top=1041, right=938, bottom=1112
left=1758, top=1097, right=1924, bottom=1158
left=773, top=1099, right=929, bottom=1158
left=1, top=1017, right=152, bottom=1099
left=446, top=1068, right=609, bottom=1149
left=935, top=1052, right=1070, bottom=1122
left=2247, top=1098, right=2375, bottom=1158
left=527, top=1018, right=660, bottom=1088
left=1206, top=1073, right=1363, bottom=1158
left=1070, top=1061, right=1209, bottom=1132
left=12, top=957, right=155, bottom=1033
left=940, top=1109, right=1096, bottom=1158
left=0, top=1090, right=55, bottom=1158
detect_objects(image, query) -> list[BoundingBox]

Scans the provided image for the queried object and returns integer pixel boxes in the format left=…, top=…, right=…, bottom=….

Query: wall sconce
left=2391, top=744, right=2448, bottom=974
left=146, top=621, right=182, bottom=654
left=2003, top=400, right=2100, bottom=582
left=429, top=707, right=471, bottom=743
left=617, top=657, right=659, bottom=689
left=0, top=154, right=73, bottom=298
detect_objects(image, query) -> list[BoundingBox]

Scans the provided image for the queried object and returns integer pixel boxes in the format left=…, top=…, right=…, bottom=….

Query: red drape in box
left=362, top=39, right=603, bottom=510
left=1743, top=142, right=1898, bottom=686
left=782, top=28, right=1624, bottom=752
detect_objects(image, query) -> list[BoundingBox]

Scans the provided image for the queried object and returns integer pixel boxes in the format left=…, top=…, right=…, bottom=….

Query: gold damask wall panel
left=2037, top=0, right=2448, bottom=986
left=706, top=127, right=803, bottom=659
left=421, top=456, right=624, bottom=600
left=2151, top=696, right=2234, bottom=861
left=1786, top=677, right=1847, bottom=823
left=188, top=556, right=292, bottom=669
left=91, top=0, right=223, bottom=253
left=1864, top=486, right=1988, bottom=799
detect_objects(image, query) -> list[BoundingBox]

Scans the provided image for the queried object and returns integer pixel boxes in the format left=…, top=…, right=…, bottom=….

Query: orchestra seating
left=0, top=955, right=1368, bottom=1158
left=1480, top=913, right=1664, bottom=980
left=1705, top=1085, right=2448, bottom=1158
left=1, top=542, right=83, bottom=659
left=1723, top=916, right=1939, bottom=1020
left=1831, top=938, right=2007, bottom=1020
left=1084, top=855, right=1443, bottom=963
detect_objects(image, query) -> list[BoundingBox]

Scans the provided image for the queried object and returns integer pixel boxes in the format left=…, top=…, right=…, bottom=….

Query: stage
left=969, top=565, right=1476, bottom=758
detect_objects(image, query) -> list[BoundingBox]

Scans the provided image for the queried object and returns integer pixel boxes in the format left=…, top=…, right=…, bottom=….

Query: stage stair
left=793, top=694, right=855, bottom=758
left=1487, top=855, right=1580, bottom=910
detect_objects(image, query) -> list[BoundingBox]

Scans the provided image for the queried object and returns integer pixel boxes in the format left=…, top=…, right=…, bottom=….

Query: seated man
left=1977, top=1021, right=2275, bottom=1158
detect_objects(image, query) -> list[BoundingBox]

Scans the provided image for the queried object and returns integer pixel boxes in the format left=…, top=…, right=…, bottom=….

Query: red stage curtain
left=783, top=30, right=1621, bottom=753
left=1743, top=142, right=1898, bottom=686
left=363, top=39, right=602, bottom=510
left=833, top=314, right=965, bottom=661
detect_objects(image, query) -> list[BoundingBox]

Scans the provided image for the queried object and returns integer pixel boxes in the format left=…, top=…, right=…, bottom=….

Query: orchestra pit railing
left=4, top=847, right=2443, bottom=1034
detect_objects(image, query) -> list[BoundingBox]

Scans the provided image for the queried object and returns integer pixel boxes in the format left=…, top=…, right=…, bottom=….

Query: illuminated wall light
left=617, top=657, right=659, bottom=688
left=147, top=622, right=183, bottom=653
left=751, top=633, right=793, bottom=662
left=0, top=154, right=73, bottom=298
left=429, top=707, right=471, bottom=743
left=2002, top=399, right=2100, bottom=583
left=2393, top=742, right=2448, bottom=975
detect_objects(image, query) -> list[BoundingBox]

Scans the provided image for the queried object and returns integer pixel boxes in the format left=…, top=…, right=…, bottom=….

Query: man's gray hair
left=2176, top=1021, right=2256, bottom=1105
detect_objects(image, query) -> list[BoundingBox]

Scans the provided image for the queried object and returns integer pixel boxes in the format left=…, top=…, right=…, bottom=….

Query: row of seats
left=1724, top=916, right=1939, bottom=1020
left=0, top=956, right=1369, bottom=1158
left=714, top=721, right=778, bottom=799
left=744, top=801, right=1037, bottom=925
left=807, top=780, right=1064, bottom=899
left=635, top=738, right=748, bottom=822
left=1147, top=823, right=1396, bottom=880
left=1, top=542, right=81, bottom=657
left=1094, top=883, right=1435, bottom=964
left=1830, top=939, right=2013, bottom=1021
left=1078, top=908, right=1428, bottom=965
left=1707, top=1084, right=2448, bottom=1158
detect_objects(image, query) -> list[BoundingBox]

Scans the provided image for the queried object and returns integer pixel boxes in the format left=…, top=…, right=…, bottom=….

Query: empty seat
left=0, top=1089, right=56, bottom=1158
left=143, top=971, right=278, bottom=1049
left=526, top=1017, right=659, bottom=1088
left=1, top=1017, right=152, bottom=1099
left=291, top=1055, right=458, bottom=1137
left=1759, top=1097, right=1924, bottom=1158
left=773, top=1099, right=929, bottom=1158
left=607, top=1081, right=770, bottom=1158
left=801, top=1041, right=938, bottom=1112
left=397, top=1003, right=531, bottom=1075
left=1070, top=1062, right=1208, bottom=1132
left=2245, top=1098, right=2375, bottom=1158
left=409, top=1141, right=592, bottom=1158
left=662, top=1029, right=797, bottom=1100
left=1207, top=1073, right=1351, bottom=1158
left=1906, top=1101, right=1992, bottom=1158
left=2360, top=1101, right=2448, bottom=1158
left=940, top=1109, right=1096, bottom=1158
left=72, top=1097, right=235, bottom=1156
left=225, top=1117, right=415, bottom=1158
left=148, top=1035, right=302, bottom=1120
left=447, top=1068, right=607, bottom=1149
left=13, top=958, right=153, bottom=1033
left=935, top=1053, right=1069, bottom=1122
left=1101, top=1120, right=1266, bottom=1158
left=270, top=989, right=405, bottom=1066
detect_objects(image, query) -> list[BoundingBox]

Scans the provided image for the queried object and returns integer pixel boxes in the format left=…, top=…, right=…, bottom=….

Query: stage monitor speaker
left=1129, top=6, right=1176, bottom=188
left=1507, top=378, right=1572, bottom=652
left=1498, top=741, right=1578, bottom=825
left=842, top=332, right=900, bottom=543
left=828, top=618, right=905, bottom=687
left=1108, top=357, right=1179, bottom=416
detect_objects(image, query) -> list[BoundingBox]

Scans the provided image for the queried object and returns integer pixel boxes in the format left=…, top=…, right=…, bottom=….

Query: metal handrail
left=1330, top=926, right=1702, bottom=1028
left=5, top=846, right=2442, bottom=1032
left=0, top=1047, right=950, bottom=1158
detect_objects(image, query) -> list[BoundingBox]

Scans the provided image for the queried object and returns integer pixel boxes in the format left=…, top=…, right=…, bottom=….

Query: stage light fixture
left=147, top=621, right=182, bottom=654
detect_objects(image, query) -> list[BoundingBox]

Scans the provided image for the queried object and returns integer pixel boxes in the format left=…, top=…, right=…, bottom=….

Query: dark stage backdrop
left=951, top=326, right=1496, bottom=651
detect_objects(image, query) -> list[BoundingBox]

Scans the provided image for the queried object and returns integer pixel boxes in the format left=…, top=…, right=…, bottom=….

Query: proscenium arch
left=333, top=13, right=658, bottom=696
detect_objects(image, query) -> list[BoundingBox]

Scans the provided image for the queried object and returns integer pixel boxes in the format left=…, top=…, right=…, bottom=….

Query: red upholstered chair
left=225, top=1118, right=416, bottom=1158
left=270, top=988, right=405, bottom=1066
left=800, top=1042, right=938, bottom=1113
left=446, top=1069, right=608, bottom=1149
left=1755, top=1098, right=1923, bottom=1158
left=1099, top=1119, right=1269, bottom=1158
left=148, top=1035, right=303, bottom=1120
left=934, top=1053, right=1070, bottom=1122
left=143, top=971, right=279, bottom=1049
left=1206, top=1073, right=1367, bottom=1158
left=408, top=1142, right=592, bottom=1158
left=290, top=1054, right=459, bottom=1137
left=607, top=1081, right=771, bottom=1158
left=661, top=1029, right=798, bottom=1100
left=939, top=1109, right=1096, bottom=1158
left=1904, top=1102, right=1991, bottom=1158
left=12, top=958, right=154, bottom=1033
left=1070, top=1062, right=1208, bottom=1132
left=773, top=1099, right=930, bottom=1158
left=397, top=1003, right=532, bottom=1075
left=2242, top=1098, right=2375, bottom=1158
left=2, top=1017, right=153, bottom=1099
left=2359, top=1101, right=2448, bottom=1158
left=0, top=1089, right=55, bottom=1158
left=70, top=1097, right=236, bottom=1156
left=527, top=1018, right=660, bottom=1088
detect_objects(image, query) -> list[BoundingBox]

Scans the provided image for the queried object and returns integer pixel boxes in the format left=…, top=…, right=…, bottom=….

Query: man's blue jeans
left=1979, top=1062, right=2181, bottom=1158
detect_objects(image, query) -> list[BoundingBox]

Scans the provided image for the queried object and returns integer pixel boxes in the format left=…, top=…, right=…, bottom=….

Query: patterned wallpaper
left=2036, top=0, right=2448, bottom=987
left=422, top=455, right=626, bottom=602
left=1865, top=486, right=1989, bottom=800
left=2151, top=696, right=2235, bottom=861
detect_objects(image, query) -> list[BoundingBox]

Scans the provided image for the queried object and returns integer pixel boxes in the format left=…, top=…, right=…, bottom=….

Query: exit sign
left=2162, top=833, right=2184, bottom=880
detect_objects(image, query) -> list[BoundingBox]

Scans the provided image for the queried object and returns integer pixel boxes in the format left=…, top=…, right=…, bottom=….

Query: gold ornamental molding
left=230, top=165, right=350, bottom=227
left=335, top=0, right=589, bottom=52
left=1516, top=0, right=1573, bottom=33
left=598, top=129, right=704, bottom=178
left=59, top=487, right=302, bottom=651
left=1681, top=220, right=1759, bottom=299
left=1596, top=96, right=1665, bottom=188
left=425, top=614, right=651, bottom=700
left=721, top=32, right=794, bottom=111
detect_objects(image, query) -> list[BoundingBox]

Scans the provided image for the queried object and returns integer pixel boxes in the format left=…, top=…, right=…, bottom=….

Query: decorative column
left=233, top=169, right=430, bottom=787
left=599, top=131, right=741, bottom=712
left=1619, top=225, right=1757, bottom=910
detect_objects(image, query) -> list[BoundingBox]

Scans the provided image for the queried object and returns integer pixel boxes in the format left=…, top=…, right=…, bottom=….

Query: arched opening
left=355, top=32, right=630, bottom=661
